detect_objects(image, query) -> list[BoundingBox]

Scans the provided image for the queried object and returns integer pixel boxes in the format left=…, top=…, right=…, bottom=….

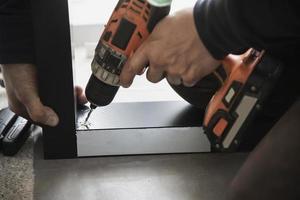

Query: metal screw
left=251, top=86, right=257, bottom=92
left=256, top=104, right=261, bottom=110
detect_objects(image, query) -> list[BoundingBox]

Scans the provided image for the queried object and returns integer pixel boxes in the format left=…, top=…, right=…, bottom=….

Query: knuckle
left=167, top=61, right=188, bottom=75
left=167, top=68, right=180, bottom=76
left=182, top=75, right=197, bottom=87
left=148, top=53, right=162, bottom=67
left=166, top=56, right=177, bottom=66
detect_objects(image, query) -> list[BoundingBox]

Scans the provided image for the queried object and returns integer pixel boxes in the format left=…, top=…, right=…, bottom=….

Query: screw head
left=256, top=104, right=261, bottom=110
left=251, top=86, right=257, bottom=92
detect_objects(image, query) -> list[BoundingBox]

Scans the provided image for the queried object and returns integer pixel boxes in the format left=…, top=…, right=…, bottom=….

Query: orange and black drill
left=85, top=0, right=172, bottom=121
left=84, top=0, right=282, bottom=152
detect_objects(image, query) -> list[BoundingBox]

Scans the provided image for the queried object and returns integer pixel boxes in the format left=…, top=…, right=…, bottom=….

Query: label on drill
left=147, top=0, right=172, bottom=7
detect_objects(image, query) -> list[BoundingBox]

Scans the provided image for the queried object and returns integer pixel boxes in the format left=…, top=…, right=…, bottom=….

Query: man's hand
left=1, top=64, right=87, bottom=127
left=120, top=8, right=221, bottom=88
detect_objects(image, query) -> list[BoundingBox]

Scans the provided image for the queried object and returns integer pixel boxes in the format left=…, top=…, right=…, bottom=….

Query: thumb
left=25, top=98, right=59, bottom=127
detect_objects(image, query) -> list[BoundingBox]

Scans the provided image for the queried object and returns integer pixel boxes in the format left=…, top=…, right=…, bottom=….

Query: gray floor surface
left=0, top=133, right=34, bottom=200
left=33, top=135, right=247, bottom=200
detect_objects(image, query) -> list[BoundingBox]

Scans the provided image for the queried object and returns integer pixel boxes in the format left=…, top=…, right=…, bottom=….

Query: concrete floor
left=33, top=135, right=247, bottom=200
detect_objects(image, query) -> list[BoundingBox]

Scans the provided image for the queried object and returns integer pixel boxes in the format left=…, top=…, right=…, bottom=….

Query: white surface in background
left=69, top=0, right=197, bottom=25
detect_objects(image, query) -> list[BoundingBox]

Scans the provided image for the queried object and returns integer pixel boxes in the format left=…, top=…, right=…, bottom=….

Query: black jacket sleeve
left=0, top=0, right=35, bottom=64
left=194, top=0, right=300, bottom=59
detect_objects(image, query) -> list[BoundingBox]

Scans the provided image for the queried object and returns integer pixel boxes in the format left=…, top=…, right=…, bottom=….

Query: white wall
left=69, top=0, right=197, bottom=25
left=69, top=0, right=197, bottom=52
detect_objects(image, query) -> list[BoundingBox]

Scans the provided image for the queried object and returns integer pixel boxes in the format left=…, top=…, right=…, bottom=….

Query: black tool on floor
left=0, top=108, right=18, bottom=150
left=0, top=107, right=32, bottom=156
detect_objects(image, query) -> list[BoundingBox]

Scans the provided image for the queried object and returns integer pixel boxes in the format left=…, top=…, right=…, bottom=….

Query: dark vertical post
left=31, top=0, right=77, bottom=158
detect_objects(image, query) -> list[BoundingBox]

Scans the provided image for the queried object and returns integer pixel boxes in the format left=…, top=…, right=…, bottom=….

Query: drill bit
left=84, top=104, right=97, bottom=124
left=84, top=109, right=93, bottom=124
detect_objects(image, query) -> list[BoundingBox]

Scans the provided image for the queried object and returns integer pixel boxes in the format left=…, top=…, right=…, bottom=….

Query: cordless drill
left=85, top=0, right=172, bottom=121
left=84, top=1, right=282, bottom=153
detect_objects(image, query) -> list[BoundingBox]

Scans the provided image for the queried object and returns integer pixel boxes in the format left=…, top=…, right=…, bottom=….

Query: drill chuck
left=85, top=74, right=119, bottom=107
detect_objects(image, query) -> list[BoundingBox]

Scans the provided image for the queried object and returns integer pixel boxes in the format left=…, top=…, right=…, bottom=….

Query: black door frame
left=31, top=0, right=77, bottom=159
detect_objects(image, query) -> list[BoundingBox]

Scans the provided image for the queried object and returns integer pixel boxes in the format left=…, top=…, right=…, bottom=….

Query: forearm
left=194, top=0, right=300, bottom=59
left=0, top=0, right=35, bottom=64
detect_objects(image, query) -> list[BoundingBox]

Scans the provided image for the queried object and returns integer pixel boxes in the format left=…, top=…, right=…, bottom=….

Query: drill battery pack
left=204, top=50, right=283, bottom=152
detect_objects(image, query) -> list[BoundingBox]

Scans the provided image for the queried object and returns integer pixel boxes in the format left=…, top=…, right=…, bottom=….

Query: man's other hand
left=120, top=8, right=221, bottom=88
left=1, top=64, right=87, bottom=127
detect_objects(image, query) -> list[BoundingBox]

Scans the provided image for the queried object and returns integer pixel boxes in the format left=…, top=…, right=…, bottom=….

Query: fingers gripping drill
left=84, top=0, right=172, bottom=122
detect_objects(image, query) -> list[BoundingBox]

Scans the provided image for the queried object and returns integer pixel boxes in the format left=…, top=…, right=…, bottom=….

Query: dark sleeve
left=193, top=0, right=300, bottom=59
left=0, top=0, right=35, bottom=64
